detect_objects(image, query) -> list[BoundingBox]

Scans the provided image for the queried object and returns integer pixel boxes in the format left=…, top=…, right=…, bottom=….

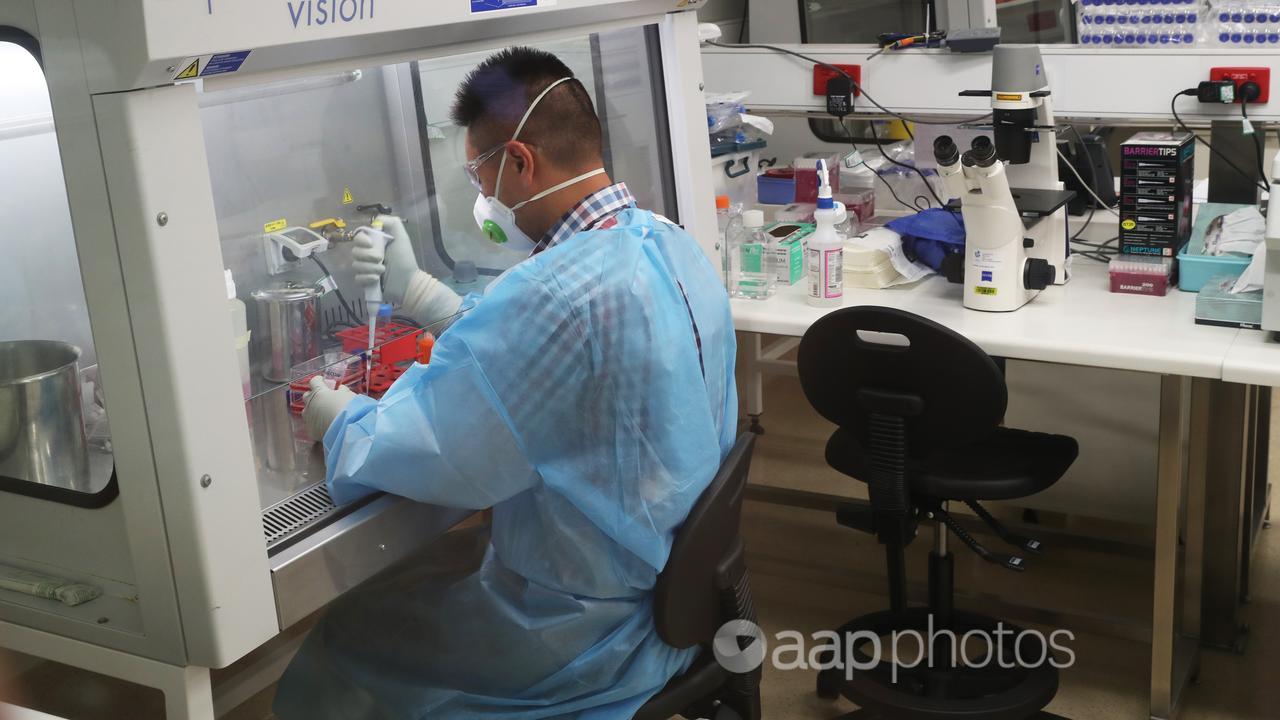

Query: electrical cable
left=1056, top=146, right=1121, bottom=218
left=1072, top=239, right=1118, bottom=250
left=1071, top=238, right=1119, bottom=263
left=1242, top=98, right=1269, bottom=190
left=1071, top=207, right=1095, bottom=242
left=866, top=160, right=918, bottom=211
left=866, top=119, right=951, bottom=211
left=310, top=254, right=364, bottom=327
left=704, top=40, right=993, bottom=126
left=391, top=315, right=424, bottom=329
left=738, top=0, right=749, bottom=43
left=707, top=38, right=971, bottom=222
left=839, top=119, right=919, bottom=212
left=1074, top=252, right=1116, bottom=263
left=1171, top=90, right=1269, bottom=194
left=1070, top=234, right=1118, bottom=263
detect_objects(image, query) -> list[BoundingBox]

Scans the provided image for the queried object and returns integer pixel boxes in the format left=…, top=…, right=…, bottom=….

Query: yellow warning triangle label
left=175, top=59, right=200, bottom=81
left=342, top=187, right=354, bottom=205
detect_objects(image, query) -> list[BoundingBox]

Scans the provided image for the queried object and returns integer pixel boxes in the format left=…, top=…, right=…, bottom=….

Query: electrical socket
left=263, top=235, right=305, bottom=276
left=1209, top=67, right=1271, bottom=103
left=812, top=64, right=861, bottom=97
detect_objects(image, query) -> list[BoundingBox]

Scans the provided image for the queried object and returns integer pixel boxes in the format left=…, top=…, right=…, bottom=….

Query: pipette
left=363, top=221, right=390, bottom=390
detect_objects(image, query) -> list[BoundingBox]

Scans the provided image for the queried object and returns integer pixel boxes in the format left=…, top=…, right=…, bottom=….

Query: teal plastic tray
left=1177, top=203, right=1255, bottom=293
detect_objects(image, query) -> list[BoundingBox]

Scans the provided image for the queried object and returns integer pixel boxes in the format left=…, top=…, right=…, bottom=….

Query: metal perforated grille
left=262, top=483, right=338, bottom=549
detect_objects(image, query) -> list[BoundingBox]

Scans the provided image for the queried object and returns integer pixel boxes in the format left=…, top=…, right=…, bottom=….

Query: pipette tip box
left=1109, top=255, right=1174, bottom=296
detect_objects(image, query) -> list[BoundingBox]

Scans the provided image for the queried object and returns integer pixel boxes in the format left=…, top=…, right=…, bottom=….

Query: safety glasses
left=464, top=142, right=507, bottom=191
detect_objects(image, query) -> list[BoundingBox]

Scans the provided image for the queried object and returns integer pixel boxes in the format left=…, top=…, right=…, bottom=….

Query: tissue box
left=764, top=222, right=813, bottom=285
left=1195, top=275, right=1262, bottom=329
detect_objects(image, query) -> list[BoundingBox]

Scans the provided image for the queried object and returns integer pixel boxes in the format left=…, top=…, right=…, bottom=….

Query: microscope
left=935, top=45, right=1075, bottom=312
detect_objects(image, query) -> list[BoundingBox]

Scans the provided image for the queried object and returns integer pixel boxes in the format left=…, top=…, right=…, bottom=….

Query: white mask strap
left=510, top=168, right=607, bottom=212
left=494, top=76, right=576, bottom=201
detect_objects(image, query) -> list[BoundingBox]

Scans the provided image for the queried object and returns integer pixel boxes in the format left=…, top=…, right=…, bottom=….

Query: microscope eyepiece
left=933, top=135, right=961, bottom=167
left=962, top=135, right=1000, bottom=168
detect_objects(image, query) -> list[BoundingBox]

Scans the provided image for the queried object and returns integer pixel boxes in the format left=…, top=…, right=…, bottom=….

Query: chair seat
left=633, top=651, right=730, bottom=720
left=827, top=427, right=1079, bottom=501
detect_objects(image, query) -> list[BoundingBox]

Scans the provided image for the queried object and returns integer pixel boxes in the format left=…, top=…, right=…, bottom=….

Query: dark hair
left=450, top=46, right=604, bottom=169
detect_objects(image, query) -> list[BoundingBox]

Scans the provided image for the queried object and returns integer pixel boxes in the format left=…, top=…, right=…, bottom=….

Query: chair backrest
left=797, top=307, right=1007, bottom=457
left=653, top=433, right=756, bottom=649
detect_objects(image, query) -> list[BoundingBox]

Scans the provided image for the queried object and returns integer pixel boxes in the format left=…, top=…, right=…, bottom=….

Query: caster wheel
left=748, top=416, right=765, bottom=435
left=816, top=667, right=842, bottom=700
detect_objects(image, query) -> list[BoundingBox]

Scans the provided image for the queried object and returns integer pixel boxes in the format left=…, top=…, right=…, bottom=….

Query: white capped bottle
left=738, top=209, right=777, bottom=299
left=807, top=159, right=847, bottom=307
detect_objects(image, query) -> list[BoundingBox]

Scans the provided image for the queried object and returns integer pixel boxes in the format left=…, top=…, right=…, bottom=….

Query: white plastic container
left=807, top=159, right=847, bottom=308
left=226, top=269, right=251, bottom=399
left=711, top=150, right=759, bottom=208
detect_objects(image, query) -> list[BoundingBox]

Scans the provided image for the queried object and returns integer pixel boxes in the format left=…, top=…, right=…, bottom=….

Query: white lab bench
left=1225, top=327, right=1280, bottom=386
left=731, top=251, right=1274, bottom=720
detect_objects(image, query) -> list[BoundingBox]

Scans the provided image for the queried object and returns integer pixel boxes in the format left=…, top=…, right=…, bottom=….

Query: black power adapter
left=1196, top=80, right=1236, bottom=103
left=826, top=75, right=854, bottom=118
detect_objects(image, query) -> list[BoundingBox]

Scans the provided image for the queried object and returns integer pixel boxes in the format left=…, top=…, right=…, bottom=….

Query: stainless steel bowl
left=0, top=340, right=91, bottom=490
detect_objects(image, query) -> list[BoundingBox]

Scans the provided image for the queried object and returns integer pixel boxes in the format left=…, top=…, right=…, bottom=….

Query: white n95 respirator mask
left=472, top=76, right=605, bottom=253
left=474, top=168, right=606, bottom=252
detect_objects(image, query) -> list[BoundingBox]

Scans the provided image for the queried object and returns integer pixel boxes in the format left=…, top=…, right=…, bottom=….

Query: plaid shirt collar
left=531, top=182, right=636, bottom=255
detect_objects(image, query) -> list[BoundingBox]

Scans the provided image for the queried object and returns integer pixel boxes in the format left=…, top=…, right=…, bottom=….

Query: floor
left=2, top=371, right=1277, bottom=719
left=743, top=372, right=1280, bottom=720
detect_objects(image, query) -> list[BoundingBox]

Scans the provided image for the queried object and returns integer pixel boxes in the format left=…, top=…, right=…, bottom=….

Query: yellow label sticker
left=995, top=93, right=1023, bottom=102
left=263, top=218, right=288, bottom=234
left=975, top=286, right=998, bottom=296
left=1121, top=219, right=1137, bottom=230
left=174, top=59, right=200, bottom=81
left=342, top=187, right=354, bottom=205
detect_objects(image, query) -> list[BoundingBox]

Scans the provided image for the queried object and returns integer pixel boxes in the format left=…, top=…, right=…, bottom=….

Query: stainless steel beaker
left=0, top=340, right=91, bottom=491
left=252, top=284, right=321, bottom=384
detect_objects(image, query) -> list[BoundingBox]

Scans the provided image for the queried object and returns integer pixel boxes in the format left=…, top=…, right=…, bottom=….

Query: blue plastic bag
left=886, top=208, right=965, bottom=272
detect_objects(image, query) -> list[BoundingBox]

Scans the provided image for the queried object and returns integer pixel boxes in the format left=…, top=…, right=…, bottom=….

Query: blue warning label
left=471, top=0, right=537, bottom=12
left=981, top=271, right=993, bottom=282
left=201, top=51, right=251, bottom=77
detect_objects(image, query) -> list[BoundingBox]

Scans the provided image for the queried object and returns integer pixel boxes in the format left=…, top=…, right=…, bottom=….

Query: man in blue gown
left=273, top=46, right=737, bottom=719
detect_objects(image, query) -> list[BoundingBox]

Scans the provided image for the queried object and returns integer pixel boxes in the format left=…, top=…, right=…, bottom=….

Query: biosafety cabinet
left=0, top=1, right=716, bottom=715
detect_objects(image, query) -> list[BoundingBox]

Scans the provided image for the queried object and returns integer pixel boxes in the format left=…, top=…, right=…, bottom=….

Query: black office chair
left=796, top=307, right=1078, bottom=720
left=633, top=433, right=762, bottom=720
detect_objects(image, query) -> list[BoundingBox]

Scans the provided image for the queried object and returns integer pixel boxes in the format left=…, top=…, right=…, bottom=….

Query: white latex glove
left=302, top=376, right=357, bottom=442
left=352, top=215, right=420, bottom=305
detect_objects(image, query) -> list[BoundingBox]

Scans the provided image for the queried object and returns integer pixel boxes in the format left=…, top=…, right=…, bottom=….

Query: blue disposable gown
left=273, top=209, right=738, bottom=719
